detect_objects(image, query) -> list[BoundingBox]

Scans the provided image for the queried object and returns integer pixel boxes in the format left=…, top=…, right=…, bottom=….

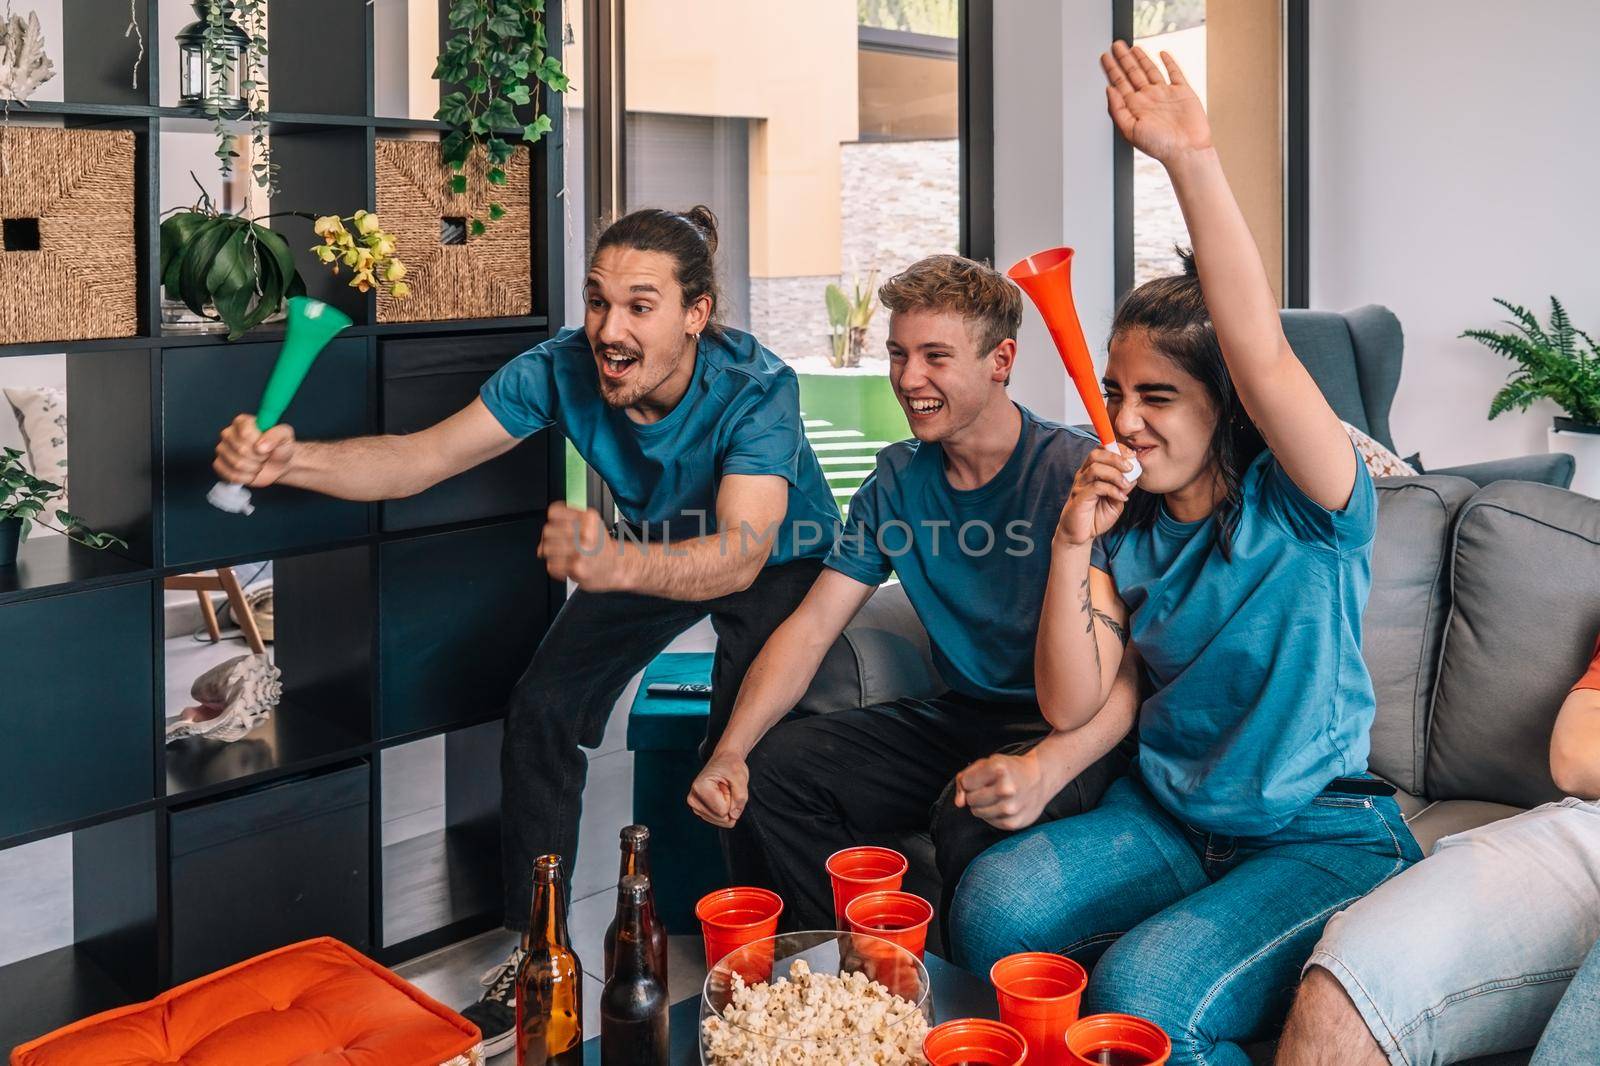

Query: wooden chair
left=164, top=566, right=267, bottom=656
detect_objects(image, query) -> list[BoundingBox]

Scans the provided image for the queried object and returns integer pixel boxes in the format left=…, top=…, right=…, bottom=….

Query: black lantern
left=175, top=0, right=250, bottom=109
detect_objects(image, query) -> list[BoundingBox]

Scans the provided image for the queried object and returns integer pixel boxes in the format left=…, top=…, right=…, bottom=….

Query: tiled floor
left=394, top=618, right=718, bottom=1060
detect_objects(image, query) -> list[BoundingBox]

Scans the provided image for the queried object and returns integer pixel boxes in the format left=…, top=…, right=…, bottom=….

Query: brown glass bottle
left=515, top=854, right=584, bottom=1065
left=602, top=825, right=668, bottom=996
left=600, top=875, right=668, bottom=1065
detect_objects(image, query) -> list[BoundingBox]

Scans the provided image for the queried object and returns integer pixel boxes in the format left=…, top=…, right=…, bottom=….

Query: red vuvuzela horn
left=1008, top=247, right=1141, bottom=481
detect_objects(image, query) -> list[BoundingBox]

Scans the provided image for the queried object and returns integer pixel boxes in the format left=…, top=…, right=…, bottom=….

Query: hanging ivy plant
left=434, top=0, right=570, bottom=234
left=199, top=0, right=277, bottom=195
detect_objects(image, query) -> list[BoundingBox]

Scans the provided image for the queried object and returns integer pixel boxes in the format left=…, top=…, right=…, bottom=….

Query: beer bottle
left=603, top=825, right=669, bottom=995
left=516, top=854, right=584, bottom=1065
left=600, top=875, right=669, bottom=1065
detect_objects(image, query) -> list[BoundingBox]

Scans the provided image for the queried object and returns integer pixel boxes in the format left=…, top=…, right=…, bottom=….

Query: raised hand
left=1100, top=40, right=1211, bottom=165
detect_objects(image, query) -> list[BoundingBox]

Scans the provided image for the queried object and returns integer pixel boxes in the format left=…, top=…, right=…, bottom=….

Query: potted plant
left=824, top=272, right=879, bottom=368
left=161, top=178, right=410, bottom=339
left=1463, top=296, right=1600, bottom=496
left=433, top=0, right=570, bottom=234
left=1, top=448, right=127, bottom=568
left=1463, top=297, right=1600, bottom=495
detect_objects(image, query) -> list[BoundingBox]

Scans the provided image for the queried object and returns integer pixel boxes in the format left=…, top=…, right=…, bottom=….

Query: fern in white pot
left=1462, top=297, right=1600, bottom=496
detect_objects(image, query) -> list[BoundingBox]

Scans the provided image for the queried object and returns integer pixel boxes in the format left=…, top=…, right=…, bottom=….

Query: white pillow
left=1342, top=420, right=1417, bottom=478
left=4, top=385, right=69, bottom=509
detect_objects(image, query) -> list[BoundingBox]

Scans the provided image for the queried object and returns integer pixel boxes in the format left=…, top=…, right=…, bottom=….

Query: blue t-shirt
left=480, top=327, right=840, bottom=566
left=1092, top=447, right=1378, bottom=836
left=826, top=405, right=1097, bottom=703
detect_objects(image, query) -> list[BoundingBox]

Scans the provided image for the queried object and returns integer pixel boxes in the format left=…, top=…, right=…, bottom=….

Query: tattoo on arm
left=1092, top=608, right=1129, bottom=647
left=1079, top=574, right=1101, bottom=675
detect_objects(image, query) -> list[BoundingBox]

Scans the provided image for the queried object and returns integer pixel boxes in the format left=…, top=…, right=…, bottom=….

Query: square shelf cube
left=379, top=719, right=503, bottom=949
left=378, top=518, right=551, bottom=738
left=374, top=138, right=532, bottom=323
left=167, top=762, right=370, bottom=983
left=0, top=126, right=137, bottom=344
left=0, top=581, right=154, bottom=842
left=0, top=811, right=160, bottom=1051
left=379, top=332, right=551, bottom=532
left=160, top=339, right=371, bottom=568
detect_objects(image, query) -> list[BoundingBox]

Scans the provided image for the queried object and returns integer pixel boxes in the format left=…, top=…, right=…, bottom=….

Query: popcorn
left=702, top=958, right=930, bottom=1065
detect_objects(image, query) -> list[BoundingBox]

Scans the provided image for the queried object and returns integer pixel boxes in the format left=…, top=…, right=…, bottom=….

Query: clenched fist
left=538, top=501, right=626, bottom=591
left=214, top=414, right=296, bottom=488
left=687, top=749, right=749, bottom=829
left=953, top=749, right=1052, bottom=831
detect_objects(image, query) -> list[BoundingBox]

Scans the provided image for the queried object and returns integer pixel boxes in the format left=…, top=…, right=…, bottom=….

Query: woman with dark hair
left=948, top=43, right=1422, bottom=1065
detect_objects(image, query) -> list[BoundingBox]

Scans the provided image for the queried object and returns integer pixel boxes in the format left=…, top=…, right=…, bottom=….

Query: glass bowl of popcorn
left=699, top=930, right=934, bottom=1065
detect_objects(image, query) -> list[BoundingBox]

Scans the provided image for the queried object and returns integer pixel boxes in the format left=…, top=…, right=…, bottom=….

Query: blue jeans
left=1534, top=934, right=1600, bottom=1064
left=949, top=773, right=1422, bottom=1066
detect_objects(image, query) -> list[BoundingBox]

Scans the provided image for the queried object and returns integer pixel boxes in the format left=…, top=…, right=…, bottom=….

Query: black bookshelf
left=0, top=0, right=567, bottom=1048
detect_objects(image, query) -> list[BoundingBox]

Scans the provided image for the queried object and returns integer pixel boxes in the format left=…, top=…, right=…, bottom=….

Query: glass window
left=1129, top=0, right=1286, bottom=304
left=614, top=0, right=968, bottom=513
left=1132, top=0, right=1207, bottom=287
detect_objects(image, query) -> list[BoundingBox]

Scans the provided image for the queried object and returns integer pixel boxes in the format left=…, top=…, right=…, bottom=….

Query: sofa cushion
left=1362, top=475, right=1478, bottom=794
left=10, top=937, right=481, bottom=1066
left=1402, top=798, right=1525, bottom=853
left=1427, top=482, right=1600, bottom=807
left=797, top=581, right=941, bottom=714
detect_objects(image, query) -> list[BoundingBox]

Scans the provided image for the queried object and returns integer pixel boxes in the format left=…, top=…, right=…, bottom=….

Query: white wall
left=1310, top=0, right=1600, bottom=468
left=992, top=0, right=1116, bottom=425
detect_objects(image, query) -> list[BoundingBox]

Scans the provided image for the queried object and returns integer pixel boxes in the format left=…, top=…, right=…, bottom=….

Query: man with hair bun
left=213, top=205, right=839, bottom=1054
left=688, top=253, right=1137, bottom=933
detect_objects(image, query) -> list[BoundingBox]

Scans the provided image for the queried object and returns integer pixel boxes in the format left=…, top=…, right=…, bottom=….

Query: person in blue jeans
left=1275, top=635, right=1600, bottom=1065
left=948, top=42, right=1422, bottom=1066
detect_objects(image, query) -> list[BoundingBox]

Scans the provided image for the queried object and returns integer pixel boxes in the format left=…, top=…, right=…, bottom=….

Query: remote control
left=646, top=682, right=713, bottom=697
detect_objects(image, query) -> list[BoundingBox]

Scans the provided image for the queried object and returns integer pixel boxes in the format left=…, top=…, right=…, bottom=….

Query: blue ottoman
left=626, top=652, right=724, bottom=934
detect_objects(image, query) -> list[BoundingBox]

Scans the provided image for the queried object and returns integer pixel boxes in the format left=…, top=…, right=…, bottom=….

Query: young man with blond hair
left=686, top=254, right=1136, bottom=930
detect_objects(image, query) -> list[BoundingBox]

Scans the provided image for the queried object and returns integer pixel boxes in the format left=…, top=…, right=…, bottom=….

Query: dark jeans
left=930, top=732, right=1134, bottom=946
left=733, top=692, right=1130, bottom=932
left=500, top=558, right=824, bottom=931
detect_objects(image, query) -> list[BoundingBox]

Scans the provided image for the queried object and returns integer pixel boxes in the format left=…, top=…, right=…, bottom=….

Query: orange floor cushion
left=10, top=937, right=483, bottom=1066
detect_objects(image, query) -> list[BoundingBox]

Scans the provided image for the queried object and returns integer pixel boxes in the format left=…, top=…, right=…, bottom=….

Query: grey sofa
left=800, top=477, right=1600, bottom=1063
left=1281, top=305, right=1575, bottom=489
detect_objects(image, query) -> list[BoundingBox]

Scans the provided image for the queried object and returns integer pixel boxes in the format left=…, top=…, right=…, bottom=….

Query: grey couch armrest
left=796, top=582, right=942, bottom=715
left=1430, top=452, right=1575, bottom=489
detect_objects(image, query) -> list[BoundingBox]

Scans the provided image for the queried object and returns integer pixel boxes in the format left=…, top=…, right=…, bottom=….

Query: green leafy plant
left=162, top=178, right=411, bottom=340
left=198, top=0, right=277, bottom=194
left=160, top=180, right=306, bottom=341
left=1462, top=297, right=1600, bottom=428
left=824, top=272, right=879, bottom=368
left=0, top=448, right=127, bottom=551
left=433, top=0, right=570, bottom=233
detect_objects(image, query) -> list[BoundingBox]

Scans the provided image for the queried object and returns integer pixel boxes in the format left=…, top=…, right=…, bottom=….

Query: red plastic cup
left=990, top=952, right=1088, bottom=1066
left=825, top=846, right=907, bottom=926
left=844, top=889, right=935, bottom=959
left=695, top=887, right=783, bottom=978
left=924, top=1018, right=1030, bottom=1066
left=1066, top=1013, right=1171, bottom=1066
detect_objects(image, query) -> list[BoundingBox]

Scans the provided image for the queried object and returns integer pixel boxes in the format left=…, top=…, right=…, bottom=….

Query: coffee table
left=580, top=951, right=996, bottom=1063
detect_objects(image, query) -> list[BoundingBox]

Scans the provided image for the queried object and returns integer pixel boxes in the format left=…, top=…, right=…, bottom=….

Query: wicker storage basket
left=0, top=126, right=138, bottom=344
left=375, top=139, right=531, bottom=323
